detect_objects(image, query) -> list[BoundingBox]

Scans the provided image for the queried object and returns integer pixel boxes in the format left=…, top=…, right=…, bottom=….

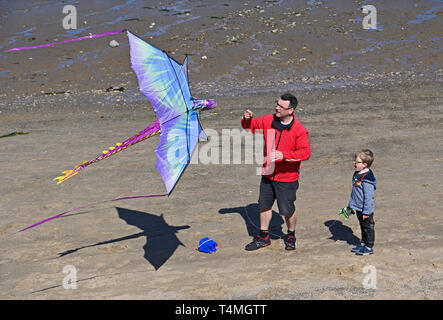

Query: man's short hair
left=356, top=149, right=374, bottom=168
left=281, top=93, right=298, bottom=109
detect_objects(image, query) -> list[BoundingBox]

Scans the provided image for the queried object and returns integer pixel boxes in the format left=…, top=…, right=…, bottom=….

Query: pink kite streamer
left=13, top=193, right=167, bottom=234
left=53, top=120, right=162, bottom=185
left=6, top=29, right=126, bottom=52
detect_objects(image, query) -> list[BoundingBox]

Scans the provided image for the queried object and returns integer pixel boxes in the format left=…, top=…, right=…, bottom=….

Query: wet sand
left=0, top=0, right=442, bottom=299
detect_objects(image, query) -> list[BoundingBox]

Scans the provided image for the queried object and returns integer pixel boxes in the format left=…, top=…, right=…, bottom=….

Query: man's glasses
left=275, top=100, right=291, bottom=110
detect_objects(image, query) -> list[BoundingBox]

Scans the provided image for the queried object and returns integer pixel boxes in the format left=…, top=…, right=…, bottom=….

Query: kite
left=54, top=30, right=216, bottom=195
left=14, top=30, right=216, bottom=233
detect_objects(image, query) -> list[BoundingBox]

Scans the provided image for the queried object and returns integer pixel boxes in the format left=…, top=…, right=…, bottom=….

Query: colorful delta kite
left=54, top=31, right=216, bottom=195
left=14, top=31, right=215, bottom=233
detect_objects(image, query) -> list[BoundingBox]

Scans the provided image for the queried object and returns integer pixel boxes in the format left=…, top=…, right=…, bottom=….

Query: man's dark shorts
left=258, top=176, right=299, bottom=216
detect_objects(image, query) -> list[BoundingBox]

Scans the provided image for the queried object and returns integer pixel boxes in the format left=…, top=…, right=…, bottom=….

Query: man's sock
left=259, top=230, right=269, bottom=238
left=287, top=230, right=295, bottom=237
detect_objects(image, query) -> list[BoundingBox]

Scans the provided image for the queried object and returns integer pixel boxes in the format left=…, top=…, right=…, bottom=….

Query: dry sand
left=0, top=0, right=442, bottom=300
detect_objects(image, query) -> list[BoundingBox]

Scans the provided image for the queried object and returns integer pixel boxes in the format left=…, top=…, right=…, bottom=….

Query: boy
left=342, top=149, right=377, bottom=255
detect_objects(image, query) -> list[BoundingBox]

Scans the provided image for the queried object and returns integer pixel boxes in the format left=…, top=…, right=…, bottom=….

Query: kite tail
left=13, top=194, right=167, bottom=234
left=53, top=120, right=161, bottom=184
left=6, top=29, right=126, bottom=52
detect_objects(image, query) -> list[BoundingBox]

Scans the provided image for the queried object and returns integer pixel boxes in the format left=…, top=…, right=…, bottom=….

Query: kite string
left=242, top=201, right=284, bottom=240
left=13, top=194, right=167, bottom=234
left=240, top=168, right=342, bottom=239
left=242, top=194, right=342, bottom=241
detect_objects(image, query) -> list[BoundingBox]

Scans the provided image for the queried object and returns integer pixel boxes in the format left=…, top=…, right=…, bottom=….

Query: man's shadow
left=58, top=207, right=189, bottom=270
left=219, top=203, right=285, bottom=239
left=324, top=219, right=359, bottom=245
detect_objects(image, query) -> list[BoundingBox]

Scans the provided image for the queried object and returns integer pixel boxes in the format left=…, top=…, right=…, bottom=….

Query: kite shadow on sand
left=58, top=207, right=189, bottom=270
left=218, top=203, right=285, bottom=239
left=324, top=219, right=360, bottom=245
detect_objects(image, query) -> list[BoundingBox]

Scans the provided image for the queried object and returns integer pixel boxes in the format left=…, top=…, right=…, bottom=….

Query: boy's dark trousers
left=356, top=211, right=375, bottom=248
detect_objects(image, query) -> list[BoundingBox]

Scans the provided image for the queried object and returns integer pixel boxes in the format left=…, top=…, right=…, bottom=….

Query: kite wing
left=155, top=110, right=207, bottom=194
left=127, top=31, right=193, bottom=125
left=128, top=31, right=207, bottom=194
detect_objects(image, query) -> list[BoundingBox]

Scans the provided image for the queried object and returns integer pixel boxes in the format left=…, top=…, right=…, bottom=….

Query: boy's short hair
left=356, top=149, right=374, bottom=168
left=281, top=93, right=298, bottom=109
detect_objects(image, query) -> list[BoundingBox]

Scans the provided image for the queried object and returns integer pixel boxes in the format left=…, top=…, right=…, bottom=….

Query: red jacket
left=241, top=113, right=311, bottom=182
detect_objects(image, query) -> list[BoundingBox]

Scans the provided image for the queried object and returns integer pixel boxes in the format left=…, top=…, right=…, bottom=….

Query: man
left=241, top=93, right=311, bottom=251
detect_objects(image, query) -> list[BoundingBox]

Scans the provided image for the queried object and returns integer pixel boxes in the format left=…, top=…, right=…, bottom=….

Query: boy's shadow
left=58, top=207, right=189, bottom=270
left=219, top=203, right=285, bottom=239
left=324, top=219, right=359, bottom=245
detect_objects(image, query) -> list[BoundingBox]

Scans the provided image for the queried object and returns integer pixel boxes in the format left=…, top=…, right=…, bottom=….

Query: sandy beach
left=0, top=0, right=442, bottom=300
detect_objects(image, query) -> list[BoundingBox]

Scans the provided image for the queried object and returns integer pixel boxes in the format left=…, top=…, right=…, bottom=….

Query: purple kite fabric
left=6, top=29, right=126, bottom=52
